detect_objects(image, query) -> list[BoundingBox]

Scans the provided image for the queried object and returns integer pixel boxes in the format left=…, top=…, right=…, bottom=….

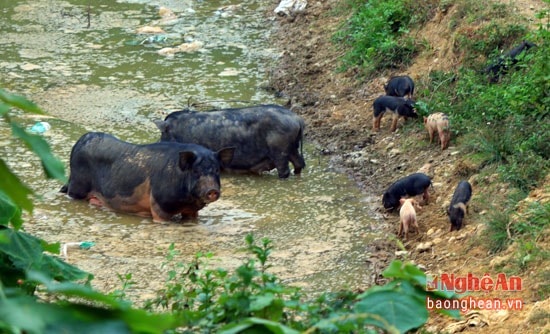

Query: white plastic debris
left=29, top=121, right=51, bottom=134
left=274, top=0, right=307, bottom=16
left=61, top=241, right=95, bottom=258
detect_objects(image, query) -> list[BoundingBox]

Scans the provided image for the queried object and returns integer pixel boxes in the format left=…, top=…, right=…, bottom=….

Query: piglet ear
left=154, top=120, right=168, bottom=132
left=399, top=198, right=406, bottom=205
left=217, top=147, right=235, bottom=168
left=179, top=151, right=197, bottom=170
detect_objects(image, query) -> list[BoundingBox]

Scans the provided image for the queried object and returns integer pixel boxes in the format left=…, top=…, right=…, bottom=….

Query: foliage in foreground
left=145, top=235, right=459, bottom=333
left=0, top=89, right=181, bottom=333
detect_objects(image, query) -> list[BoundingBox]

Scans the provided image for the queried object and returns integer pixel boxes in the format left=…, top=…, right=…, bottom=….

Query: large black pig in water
left=60, top=132, right=234, bottom=222
left=155, top=104, right=306, bottom=179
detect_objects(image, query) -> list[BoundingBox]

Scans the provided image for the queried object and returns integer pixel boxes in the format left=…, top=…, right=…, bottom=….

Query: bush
left=145, top=234, right=460, bottom=333
left=333, top=0, right=423, bottom=78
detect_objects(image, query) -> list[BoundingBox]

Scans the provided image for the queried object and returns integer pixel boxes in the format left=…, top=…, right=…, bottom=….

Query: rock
left=21, top=63, right=41, bottom=71
left=136, top=26, right=165, bottom=34
left=416, top=242, right=433, bottom=252
left=388, top=148, right=401, bottom=157
left=274, top=0, right=307, bottom=16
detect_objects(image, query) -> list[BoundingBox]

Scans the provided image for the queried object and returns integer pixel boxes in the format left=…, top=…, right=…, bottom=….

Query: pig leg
left=402, top=217, right=410, bottom=240
left=289, top=148, right=305, bottom=175
left=437, top=129, right=445, bottom=150
left=422, top=188, right=430, bottom=204
left=373, top=114, right=383, bottom=131
left=273, top=155, right=291, bottom=179
left=428, top=127, right=435, bottom=144
left=412, top=217, right=419, bottom=235
left=88, top=196, right=104, bottom=207
left=390, top=113, right=399, bottom=132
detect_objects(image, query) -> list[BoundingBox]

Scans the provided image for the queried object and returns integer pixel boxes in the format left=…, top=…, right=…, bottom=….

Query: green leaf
left=219, top=318, right=300, bottom=334
left=0, top=160, right=34, bottom=214
left=250, top=294, right=275, bottom=311
left=0, top=190, right=23, bottom=229
left=383, top=260, right=427, bottom=287
left=10, top=122, right=67, bottom=182
left=0, top=294, right=181, bottom=334
left=355, top=290, right=428, bottom=333
left=0, top=103, right=10, bottom=116
left=0, top=89, right=43, bottom=114
left=27, top=270, right=129, bottom=309
left=0, top=229, right=89, bottom=283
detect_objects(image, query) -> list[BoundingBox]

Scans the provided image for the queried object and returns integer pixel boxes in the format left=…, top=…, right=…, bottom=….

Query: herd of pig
left=372, top=75, right=450, bottom=149
left=60, top=100, right=470, bottom=241
left=377, top=40, right=538, bottom=239
left=61, top=40, right=539, bottom=232
left=375, top=75, right=472, bottom=239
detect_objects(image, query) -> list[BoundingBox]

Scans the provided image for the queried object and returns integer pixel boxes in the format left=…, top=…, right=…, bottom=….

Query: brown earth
left=268, top=0, right=549, bottom=333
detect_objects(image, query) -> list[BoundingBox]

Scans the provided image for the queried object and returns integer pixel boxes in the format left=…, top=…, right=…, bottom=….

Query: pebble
left=416, top=242, right=433, bottom=252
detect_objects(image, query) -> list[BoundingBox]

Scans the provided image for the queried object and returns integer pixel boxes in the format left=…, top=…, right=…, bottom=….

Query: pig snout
left=205, top=188, right=220, bottom=202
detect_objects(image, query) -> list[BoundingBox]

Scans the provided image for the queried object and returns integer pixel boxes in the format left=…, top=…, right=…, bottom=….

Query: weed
left=483, top=208, right=512, bottom=254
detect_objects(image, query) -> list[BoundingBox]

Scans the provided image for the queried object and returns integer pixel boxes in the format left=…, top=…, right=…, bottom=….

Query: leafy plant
left=333, top=0, right=420, bottom=78
left=146, top=235, right=459, bottom=333
left=0, top=89, right=181, bottom=333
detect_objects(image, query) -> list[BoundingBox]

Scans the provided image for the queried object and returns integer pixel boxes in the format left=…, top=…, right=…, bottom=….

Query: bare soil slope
left=269, top=0, right=549, bottom=332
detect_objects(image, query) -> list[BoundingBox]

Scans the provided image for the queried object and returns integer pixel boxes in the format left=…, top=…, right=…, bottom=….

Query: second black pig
left=447, top=181, right=472, bottom=231
left=384, top=75, right=415, bottom=99
left=372, top=96, right=417, bottom=132
left=155, top=104, right=305, bottom=179
left=382, top=173, right=432, bottom=211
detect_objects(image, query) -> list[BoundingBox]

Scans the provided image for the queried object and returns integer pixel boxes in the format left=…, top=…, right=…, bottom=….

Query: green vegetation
left=333, top=0, right=438, bottom=77
left=144, top=235, right=459, bottom=333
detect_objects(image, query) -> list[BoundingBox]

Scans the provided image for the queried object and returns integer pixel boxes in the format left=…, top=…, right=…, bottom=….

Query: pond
left=0, top=0, right=382, bottom=301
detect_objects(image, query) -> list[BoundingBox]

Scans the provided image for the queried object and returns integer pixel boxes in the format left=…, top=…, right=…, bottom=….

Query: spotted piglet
left=398, top=198, right=421, bottom=240
left=423, top=112, right=450, bottom=150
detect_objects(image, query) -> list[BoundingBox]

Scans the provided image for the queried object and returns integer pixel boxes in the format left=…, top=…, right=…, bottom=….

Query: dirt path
left=268, top=0, right=549, bottom=332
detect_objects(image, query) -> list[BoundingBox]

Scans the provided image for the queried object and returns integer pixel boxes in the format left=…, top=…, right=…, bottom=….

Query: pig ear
left=399, top=198, right=406, bottom=205
left=217, top=147, right=235, bottom=168
left=154, top=120, right=169, bottom=132
left=179, top=151, right=197, bottom=170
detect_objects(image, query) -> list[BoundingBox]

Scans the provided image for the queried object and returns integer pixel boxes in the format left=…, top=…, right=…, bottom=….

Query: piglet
left=447, top=181, right=472, bottom=231
left=398, top=198, right=421, bottom=240
left=424, top=112, right=450, bottom=150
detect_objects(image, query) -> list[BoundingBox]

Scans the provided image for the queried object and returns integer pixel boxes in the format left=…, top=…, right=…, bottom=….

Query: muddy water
left=0, top=0, right=381, bottom=300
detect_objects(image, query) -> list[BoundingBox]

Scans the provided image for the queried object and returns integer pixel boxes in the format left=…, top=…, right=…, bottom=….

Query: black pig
left=485, top=40, right=537, bottom=83
left=384, top=75, right=415, bottom=99
left=447, top=181, right=472, bottom=231
left=155, top=104, right=305, bottom=179
left=382, top=173, right=432, bottom=211
left=373, top=96, right=417, bottom=132
left=60, top=132, right=234, bottom=222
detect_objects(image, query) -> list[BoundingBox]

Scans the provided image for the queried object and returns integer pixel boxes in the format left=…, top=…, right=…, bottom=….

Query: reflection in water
left=0, top=0, right=380, bottom=299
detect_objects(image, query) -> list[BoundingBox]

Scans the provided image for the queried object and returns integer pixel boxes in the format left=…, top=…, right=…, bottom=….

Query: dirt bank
left=268, top=0, right=549, bottom=332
